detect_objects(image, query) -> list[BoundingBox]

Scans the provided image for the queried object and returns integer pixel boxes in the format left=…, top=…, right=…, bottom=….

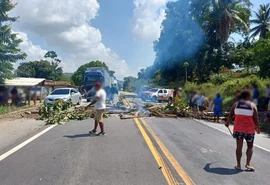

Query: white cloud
left=133, top=0, right=167, bottom=41
left=14, top=31, right=47, bottom=68
left=11, top=0, right=131, bottom=79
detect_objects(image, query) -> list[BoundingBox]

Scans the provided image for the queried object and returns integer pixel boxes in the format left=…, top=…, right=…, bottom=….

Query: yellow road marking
left=140, top=118, right=196, bottom=185
left=134, top=118, right=178, bottom=185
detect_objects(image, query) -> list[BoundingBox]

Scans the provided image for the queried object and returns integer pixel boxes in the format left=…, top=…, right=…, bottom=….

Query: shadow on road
left=63, top=133, right=93, bottom=138
left=204, top=163, right=242, bottom=175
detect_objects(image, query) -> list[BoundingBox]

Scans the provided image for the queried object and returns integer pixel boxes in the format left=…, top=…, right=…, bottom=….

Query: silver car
left=44, top=88, right=82, bottom=105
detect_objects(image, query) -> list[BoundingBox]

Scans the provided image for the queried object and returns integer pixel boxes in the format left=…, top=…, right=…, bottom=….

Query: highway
left=0, top=97, right=270, bottom=185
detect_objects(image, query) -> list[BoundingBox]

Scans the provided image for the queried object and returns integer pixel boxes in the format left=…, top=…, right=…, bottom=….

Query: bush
left=0, top=106, right=9, bottom=115
left=223, top=97, right=234, bottom=111
left=221, top=75, right=266, bottom=97
left=210, top=74, right=229, bottom=85
left=184, top=82, right=197, bottom=92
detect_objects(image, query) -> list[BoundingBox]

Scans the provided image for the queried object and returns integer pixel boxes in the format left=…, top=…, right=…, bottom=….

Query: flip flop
left=234, top=166, right=242, bottom=170
left=245, top=165, right=255, bottom=172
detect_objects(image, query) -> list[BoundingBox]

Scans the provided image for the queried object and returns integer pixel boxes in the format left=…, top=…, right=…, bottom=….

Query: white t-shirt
left=95, top=89, right=106, bottom=110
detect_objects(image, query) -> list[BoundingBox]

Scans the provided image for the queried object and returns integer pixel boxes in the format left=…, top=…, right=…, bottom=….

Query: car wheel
left=77, top=97, right=82, bottom=105
left=152, top=96, right=157, bottom=102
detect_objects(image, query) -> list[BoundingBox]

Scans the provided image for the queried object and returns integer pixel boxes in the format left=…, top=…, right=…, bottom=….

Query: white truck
left=141, top=88, right=174, bottom=103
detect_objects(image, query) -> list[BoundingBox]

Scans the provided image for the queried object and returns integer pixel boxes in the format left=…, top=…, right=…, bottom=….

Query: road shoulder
left=0, top=119, right=47, bottom=155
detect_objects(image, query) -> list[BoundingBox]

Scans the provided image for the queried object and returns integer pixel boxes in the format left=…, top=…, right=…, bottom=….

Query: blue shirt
left=214, top=97, right=222, bottom=109
left=253, top=88, right=259, bottom=99
left=197, top=96, right=205, bottom=106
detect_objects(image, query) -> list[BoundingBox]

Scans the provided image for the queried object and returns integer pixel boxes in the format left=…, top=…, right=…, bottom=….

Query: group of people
left=174, top=88, right=223, bottom=123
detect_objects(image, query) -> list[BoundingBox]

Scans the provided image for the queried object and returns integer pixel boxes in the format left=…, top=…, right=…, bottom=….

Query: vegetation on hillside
left=124, top=1, right=270, bottom=97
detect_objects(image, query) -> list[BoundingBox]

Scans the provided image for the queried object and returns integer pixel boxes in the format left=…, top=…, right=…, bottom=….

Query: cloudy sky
left=11, top=0, right=267, bottom=79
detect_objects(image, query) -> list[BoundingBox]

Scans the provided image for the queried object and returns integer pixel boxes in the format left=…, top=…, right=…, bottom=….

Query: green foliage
left=184, top=82, right=197, bottom=93
left=250, top=3, right=270, bottom=39
left=251, top=34, right=270, bottom=78
left=71, top=61, right=108, bottom=86
left=16, top=60, right=63, bottom=81
left=173, top=97, right=188, bottom=112
left=44, top=51, right=58, bottom=60
left=0, top=0, right=27, bottom=83
left=0, top=106, right=9, bottom=115
left=210, top=74, right=229, bottom=85
left=38, top=100, right=93, bottom=125
left=220, top=75, right=265, bottom=97
left=222, top=96, right=234, bottom=110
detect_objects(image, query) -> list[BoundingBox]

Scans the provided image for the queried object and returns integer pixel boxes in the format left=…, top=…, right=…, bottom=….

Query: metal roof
left=2, top=78, right=45, bottom=87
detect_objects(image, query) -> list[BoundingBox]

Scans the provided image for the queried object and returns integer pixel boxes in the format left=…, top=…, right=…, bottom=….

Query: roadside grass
left=0, top=106, right=18, bottom=115
left=0, top=106, right=9, bottom=115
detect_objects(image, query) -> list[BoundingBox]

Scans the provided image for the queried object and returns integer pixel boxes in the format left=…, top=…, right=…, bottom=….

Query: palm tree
left=211, top=0, right=251, bottom=43
left=250, top=4, right=270, bottom=39
left=183, top=62, right=189, bottom=82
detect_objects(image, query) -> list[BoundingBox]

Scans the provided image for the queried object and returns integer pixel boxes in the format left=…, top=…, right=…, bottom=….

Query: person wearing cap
left=85, top=82, right=107, bottom=136
left=177, top=87, right=183, bottom=98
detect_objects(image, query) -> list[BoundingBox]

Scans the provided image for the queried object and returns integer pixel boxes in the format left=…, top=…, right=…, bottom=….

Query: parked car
left=44, top=88, right=82, bottom=105
left=141, top=88, right=174, bottom=103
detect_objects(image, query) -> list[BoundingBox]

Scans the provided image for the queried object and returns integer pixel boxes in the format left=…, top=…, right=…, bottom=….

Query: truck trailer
left=83, top=67, right=115, bottom=102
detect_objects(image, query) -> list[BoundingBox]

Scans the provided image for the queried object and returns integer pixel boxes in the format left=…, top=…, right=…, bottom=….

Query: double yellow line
left=134, top=118, right=196, bottom=185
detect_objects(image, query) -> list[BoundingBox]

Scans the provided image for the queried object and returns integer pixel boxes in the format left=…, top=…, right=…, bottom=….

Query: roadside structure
left=0, top=78, right=74, bottom=106
left=0, top=78, right=46, bottom=106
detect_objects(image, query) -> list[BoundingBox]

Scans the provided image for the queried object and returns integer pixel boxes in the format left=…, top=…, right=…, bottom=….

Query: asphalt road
left=0, top=96, right=270, bottom=185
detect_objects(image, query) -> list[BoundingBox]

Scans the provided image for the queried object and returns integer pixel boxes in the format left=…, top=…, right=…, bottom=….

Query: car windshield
left=85, top=75, right=103, bottom=82
left=148, top=89, right=158, bottom=92
left=51, top=89, right=70, bottom=95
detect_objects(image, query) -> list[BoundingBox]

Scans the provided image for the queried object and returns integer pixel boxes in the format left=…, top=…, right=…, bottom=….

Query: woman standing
left=226, top=90, right=260, bottom=171
left=213, top=93, right=222, bottom=123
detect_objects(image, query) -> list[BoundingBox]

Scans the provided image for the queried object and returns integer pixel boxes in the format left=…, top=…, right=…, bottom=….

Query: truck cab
left=141, top=88, right=173, bottom=103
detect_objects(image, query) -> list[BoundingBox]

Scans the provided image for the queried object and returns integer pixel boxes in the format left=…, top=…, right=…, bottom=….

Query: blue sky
left=92, top=0, right=155, bottom=72
left=13, top=0, right=268, bottom=80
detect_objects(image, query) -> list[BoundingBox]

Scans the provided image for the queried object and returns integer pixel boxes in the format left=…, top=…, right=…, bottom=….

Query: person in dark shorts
left=264, top=84, right=270, bottom=110
left=226, top=90, right=260, bottom=171
left=213, top=93, right=222, bottom=123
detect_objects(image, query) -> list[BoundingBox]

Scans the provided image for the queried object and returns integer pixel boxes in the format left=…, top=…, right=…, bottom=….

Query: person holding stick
left=225, top=90, right=260, bottom=171
left=85, top=82, right=107, bottom=136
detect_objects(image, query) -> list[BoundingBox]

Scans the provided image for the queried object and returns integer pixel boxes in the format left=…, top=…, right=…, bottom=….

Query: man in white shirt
left=85, top=82, right=107, bottom=136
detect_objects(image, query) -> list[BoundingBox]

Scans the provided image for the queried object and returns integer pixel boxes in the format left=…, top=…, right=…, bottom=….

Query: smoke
left=153, top=0, right=205, bottom=69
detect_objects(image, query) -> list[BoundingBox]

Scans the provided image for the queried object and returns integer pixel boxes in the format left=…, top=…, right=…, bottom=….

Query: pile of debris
left=37, top=100, right=108, bottom=125
left=144, top=103, right=228, bottom=120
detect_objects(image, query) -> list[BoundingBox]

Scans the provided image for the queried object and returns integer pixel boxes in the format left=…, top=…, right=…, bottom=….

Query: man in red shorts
left=226, top=90, right=260, bottom=171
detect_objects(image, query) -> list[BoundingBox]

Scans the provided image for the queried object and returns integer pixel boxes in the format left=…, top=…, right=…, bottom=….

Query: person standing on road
left=85, top=82, right=107, bottom=136
left=213, top=93, right=222, bottom=123
left=264, top=84, right=270, bottom=110
left=197, top=93, right=205, bottom=111
left=226, top=90, right=260, bottom=171
left=252, top=84, right=259, bottom=106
